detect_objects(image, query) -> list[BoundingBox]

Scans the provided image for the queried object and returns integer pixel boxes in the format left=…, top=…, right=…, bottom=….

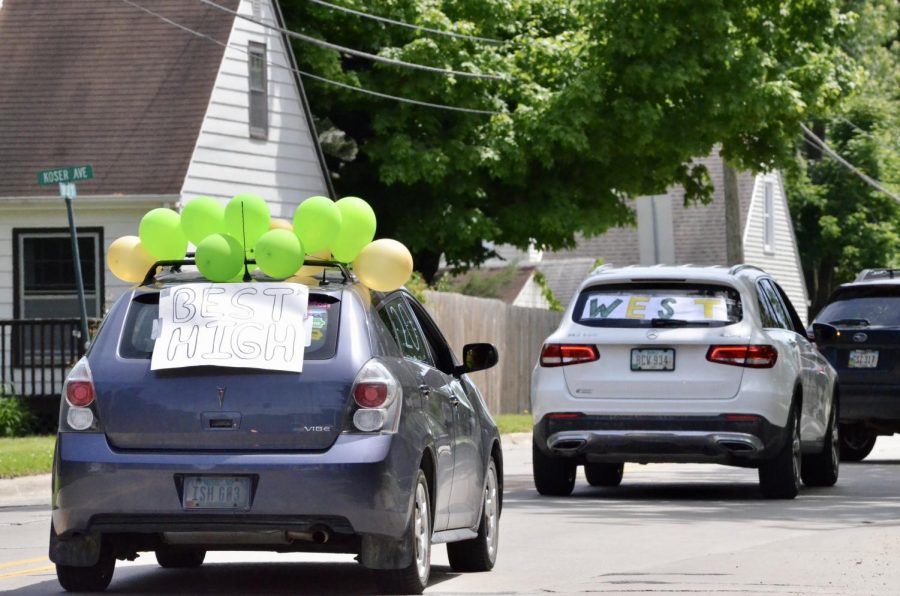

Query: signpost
left=37, top=165, right=94, bottom=354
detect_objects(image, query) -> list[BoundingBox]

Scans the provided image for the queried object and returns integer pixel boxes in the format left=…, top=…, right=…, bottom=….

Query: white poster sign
left=581, top=294, right=728, bottom=322
left=151, top=283, right=310, bottom=373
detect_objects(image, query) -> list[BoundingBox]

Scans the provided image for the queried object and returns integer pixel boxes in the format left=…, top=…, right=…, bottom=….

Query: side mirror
left=455, top=343, right=498, bottom=376
left=811, top=322, right=838, bottom=344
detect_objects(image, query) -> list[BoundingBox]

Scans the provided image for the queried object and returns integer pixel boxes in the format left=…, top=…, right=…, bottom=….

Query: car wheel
left=447, top=458, right=500, bottom=572
left=378, top=469, right=431, bottom=595
left=532, top=440, right=575, bottom=496
left=759, top=404, right=801, bottom=499
left=584, top=463, right=624, bottom=487
left=56, top=542, right=115, bottom=592
left=839, top=424, right=877, bottom=462
left=802, top=396, right=840, bottom=487
left=155, top=547, right=206, bottom=568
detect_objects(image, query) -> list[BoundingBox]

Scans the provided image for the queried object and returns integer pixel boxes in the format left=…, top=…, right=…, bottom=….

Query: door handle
left=448, top=395, right=460, bottom=407
left=418, top=384, right=430, bottom=398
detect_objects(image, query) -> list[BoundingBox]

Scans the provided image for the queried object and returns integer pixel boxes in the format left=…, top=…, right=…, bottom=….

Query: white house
left=0, top=0, right=329, bottom=412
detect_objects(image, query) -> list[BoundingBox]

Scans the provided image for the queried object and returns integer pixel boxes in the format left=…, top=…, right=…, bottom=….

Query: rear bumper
left=839, top=384, right=900, bottom=430
left=534, top=415, right=786, bottom=466
left=52, top=431, right=415, bottom=542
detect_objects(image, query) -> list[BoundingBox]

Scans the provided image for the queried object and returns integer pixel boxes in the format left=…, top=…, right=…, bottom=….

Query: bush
left=0, top=392, right=34, bottom=437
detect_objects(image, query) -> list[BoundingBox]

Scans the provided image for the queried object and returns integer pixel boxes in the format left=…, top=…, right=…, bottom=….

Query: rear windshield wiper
left=651, top=318, right=710, bottom=327
left=827, top=318, right=870, bottom=327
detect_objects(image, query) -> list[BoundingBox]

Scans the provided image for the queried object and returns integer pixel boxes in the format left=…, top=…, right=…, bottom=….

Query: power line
left=198, top=0, right=509, bottom=81
left=305, top=0, right=505, bottom=45
left=837, top=116, right=900, bottom=155
left=120, top=0, right=502, bottom=116
left=801, top=123, right=900, bottom=204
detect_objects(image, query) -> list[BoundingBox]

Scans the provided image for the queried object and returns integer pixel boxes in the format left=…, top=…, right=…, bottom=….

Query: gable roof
left=0, top=0, right=239, bottom=198
left=544, top=152, right=755, bottom=266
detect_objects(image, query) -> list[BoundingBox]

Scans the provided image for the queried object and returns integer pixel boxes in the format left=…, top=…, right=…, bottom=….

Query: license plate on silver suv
left=183, top=476, right=251, bottom=510
left=631, top=348, right=675, bottom=371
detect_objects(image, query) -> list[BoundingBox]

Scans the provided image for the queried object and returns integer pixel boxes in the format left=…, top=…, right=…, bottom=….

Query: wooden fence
left=423, top=291, right=563, bottom=415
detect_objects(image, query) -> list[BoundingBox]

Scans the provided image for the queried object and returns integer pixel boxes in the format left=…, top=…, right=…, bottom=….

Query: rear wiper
left=827, top=318, right=870, bottom=327
left=650, top=318, right=708, bottom=327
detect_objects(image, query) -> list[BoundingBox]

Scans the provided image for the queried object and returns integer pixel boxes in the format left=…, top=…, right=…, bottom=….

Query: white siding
left=513, top=275, right=551, bottom=309
left=742, top=172, right=810, bottom=324
left=180, top=0, right=329, bottom=218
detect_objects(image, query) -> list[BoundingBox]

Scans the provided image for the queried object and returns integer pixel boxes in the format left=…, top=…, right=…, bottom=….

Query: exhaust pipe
left=287, top=526, right=330, bottom=544
left=548, top=436, right=587, bottom=452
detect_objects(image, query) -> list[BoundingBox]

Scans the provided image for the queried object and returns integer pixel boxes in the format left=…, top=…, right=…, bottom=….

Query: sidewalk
left=0, top=432, right=533, bottom=508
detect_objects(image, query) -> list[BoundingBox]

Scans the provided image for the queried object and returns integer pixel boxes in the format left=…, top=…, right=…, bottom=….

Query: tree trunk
left=723, top=162, right=744, bottom=266
left=414, top=250, right=441, bottom=285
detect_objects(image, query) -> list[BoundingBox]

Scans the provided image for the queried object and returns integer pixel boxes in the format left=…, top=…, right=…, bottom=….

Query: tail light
left=62, top=357, right=98, bottom=431
left=706, top=345, right=778, bottom=368
left=540, top=344, right=600, bottom=367
left=350, top=360, right=401, bottom=432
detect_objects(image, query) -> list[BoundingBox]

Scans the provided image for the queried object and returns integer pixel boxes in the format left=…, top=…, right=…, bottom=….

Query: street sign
left=36, top=165, right=93, bottom=186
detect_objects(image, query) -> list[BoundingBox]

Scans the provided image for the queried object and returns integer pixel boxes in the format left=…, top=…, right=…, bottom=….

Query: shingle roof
left=0, top=0, right=239, bottom=197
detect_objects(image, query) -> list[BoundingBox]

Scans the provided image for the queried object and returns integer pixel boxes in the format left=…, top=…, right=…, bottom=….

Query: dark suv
left=812, top=269, right=900, bottom=461
left=50, top=263, right=502, bottom=594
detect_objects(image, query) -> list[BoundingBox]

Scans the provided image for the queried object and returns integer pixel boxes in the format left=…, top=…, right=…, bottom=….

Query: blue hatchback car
left=50, top=263, right=502, bottom=594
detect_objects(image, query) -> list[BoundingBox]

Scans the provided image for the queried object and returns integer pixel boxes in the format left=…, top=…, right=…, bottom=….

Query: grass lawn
left=494, top=414, right=533, bottom=434
left=0, top=436, right=55, bottom=479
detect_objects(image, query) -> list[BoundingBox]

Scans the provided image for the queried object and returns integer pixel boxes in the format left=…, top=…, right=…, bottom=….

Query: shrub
left=0, top=392, right=34, bottom=437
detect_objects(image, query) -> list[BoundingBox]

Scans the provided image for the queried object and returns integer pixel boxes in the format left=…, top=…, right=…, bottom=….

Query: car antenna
left=241, top=202, right=252, bottom=282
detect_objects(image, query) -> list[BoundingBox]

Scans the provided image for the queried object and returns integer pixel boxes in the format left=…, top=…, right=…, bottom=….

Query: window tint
left=405, top=296, right=456, bottom=374
left=119, top=292, right=340, bottom=360
left=572, top=283, right=742, bottom=328
left=378, top=299, right=435, bottom=367
left=816, top=286, right=900, bottom=327
left=771, top=282, right=806, bottom=332
left=758, top=280, right=791, bottom=330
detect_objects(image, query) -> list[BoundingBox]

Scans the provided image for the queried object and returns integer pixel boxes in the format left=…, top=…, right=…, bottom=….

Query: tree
left=786, top=0, right=900, bottom=314
left=283, top=0, right=852, bottom=281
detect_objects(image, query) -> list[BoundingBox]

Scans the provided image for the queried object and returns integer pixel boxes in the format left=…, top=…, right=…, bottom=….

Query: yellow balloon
left=269, top=218, right=293, bottom=231
left=353, top=239, right=413, bottom=292
left=107, top=236, right=157, bottom=283
left=296, top=249, right=331, bottom=278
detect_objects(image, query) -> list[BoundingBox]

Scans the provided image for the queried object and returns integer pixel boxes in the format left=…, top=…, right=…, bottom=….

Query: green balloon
left=293, top=196, right=342, bottom=253
left=255, top=229, right=304, bottom=278
left=331, top=196, right=376, bottom=262
left=195, top=234, right=244, bottom=282
left=224, top=193, right=271, bottom=253
left=139, top=208, right=187, bottom=261
left=181, top=196, right=225, bottom=245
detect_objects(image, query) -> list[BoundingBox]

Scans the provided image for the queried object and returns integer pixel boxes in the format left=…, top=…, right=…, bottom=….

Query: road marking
left=0, top=564, right=55, bottom=580
left=0, top=557, right=48, bottom=571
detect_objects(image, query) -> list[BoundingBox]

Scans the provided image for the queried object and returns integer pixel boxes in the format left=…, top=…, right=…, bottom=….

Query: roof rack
left=855, top=268, right=900, bottom=282
left=140, top=255, right=354, bottom=286
left=728, top=264, right=765, bottom=275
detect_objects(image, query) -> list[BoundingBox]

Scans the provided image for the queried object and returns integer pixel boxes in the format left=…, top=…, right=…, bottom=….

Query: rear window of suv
left=118, top=291, right=341, bottom=360
left=815, top=286, right=900, bottom=327
left=572, top=283, right=743, bottom=328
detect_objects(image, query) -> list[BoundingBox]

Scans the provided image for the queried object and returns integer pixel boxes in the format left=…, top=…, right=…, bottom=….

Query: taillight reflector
left=723, top=414, right=762, bottom=422
left=66, top=380, right=95, bottom=407
left=706, top=345, right=778, bottom=368
left=547, top=412, right=584, bottom=420
left=354, top=382, right=388, bottom=408
left=540, top=344, right=600, bottom=367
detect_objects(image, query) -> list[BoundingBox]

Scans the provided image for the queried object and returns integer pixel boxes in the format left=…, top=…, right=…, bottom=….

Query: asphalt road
left=2, top=433, right=899, bottom=594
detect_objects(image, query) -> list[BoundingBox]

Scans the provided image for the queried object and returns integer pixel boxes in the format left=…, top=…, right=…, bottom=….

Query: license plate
left=182, top=476, right=251, bottom=510
left=848, top=350, right=879, bottom=369
left=631, top=348, right=675, bottom=371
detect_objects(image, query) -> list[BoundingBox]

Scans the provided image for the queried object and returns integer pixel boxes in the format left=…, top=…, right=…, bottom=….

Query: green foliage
left=0, top=436, right=55, bottom=478
left=404, top=270, right=429, bottom=303
left=533, top=270, right=564, bottom=312
left=494, top=414, right=533, bottom=434
left=0, top=392, right=34, bottom=438
left=284, top=0, right=853, bottom=280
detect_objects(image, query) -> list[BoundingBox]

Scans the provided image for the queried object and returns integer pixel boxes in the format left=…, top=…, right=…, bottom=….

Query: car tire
left=839, top=424, right=877, bottom=462
left=155, top=547, right=206, bottom=568
left=584, top=463, right=624, bottom=487
left=447, top=458, right=500, bottom=572
left=532, top=440, right=575, bottom=496
left=377, top=469, right=431, bottom=595
left=802, top=396, right=840, bottom=487
left=759, top=404, right=801, bottom=499
left=56, top=542, right=115, bottom=592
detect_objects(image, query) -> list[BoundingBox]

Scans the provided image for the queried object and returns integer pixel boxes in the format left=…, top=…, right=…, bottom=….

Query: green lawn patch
left=0, top=436, right=56, bottom=479
left=494, top=414, right=533, bottom=435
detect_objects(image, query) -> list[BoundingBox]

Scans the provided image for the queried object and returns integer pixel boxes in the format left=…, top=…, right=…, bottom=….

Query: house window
left=248, top=41, right=268, bottom=139
left=763, top=181, right=775, bottom=254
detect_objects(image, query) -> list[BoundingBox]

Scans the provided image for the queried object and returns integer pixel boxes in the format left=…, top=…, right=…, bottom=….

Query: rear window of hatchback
left=118, top=291, right=341, bottom=360
left=815, top=285, right=900, bottom=328
left=572, top=283, right=743, bottom=328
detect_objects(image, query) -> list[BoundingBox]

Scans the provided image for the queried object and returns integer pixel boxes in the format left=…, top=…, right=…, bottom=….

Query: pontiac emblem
left=852, top=332, right=868, bottom=343
left=216, top=387, right=226, bottom=408
left=646, top=330, right=659, bottom=340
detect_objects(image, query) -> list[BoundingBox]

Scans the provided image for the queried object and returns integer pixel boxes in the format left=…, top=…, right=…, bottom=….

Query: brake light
left=63, top=357, right=96, bottom=407
left=723, top=414, right=762, bottom=422
left=547, top=412, right=584, bottom=420
left=354, top=383, right=388, bottom=408
left=540, top=344, right=600, bottom=367
left=706, top=345, right=778, bottom=368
